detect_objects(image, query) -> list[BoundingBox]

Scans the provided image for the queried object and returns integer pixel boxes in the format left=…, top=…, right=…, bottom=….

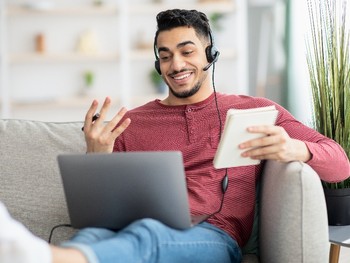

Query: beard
left=164, top=69, right=205, bottom=99
left=168, top=81, right=201, bottom=98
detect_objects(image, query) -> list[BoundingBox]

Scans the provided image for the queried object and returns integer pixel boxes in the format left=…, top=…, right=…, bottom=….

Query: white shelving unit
left=0, top=0, right=248, bottom=121
left=0, top=0, right=10, bottom=118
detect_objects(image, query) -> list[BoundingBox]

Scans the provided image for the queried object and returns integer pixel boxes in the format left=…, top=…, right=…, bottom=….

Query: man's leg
left=1, top=202, right=241, bottom=263
left=63, top=218, right=242, bottom=263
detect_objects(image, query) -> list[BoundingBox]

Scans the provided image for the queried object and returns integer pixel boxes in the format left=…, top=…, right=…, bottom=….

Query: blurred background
left=0, top=0, right=310, bottom=124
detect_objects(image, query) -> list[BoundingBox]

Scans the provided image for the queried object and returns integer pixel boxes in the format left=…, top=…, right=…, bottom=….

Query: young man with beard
left=1, top=8, right=349, bottom=263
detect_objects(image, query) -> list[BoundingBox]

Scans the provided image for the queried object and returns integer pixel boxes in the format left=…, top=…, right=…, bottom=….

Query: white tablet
left=213, top=105, right=278, bottom=168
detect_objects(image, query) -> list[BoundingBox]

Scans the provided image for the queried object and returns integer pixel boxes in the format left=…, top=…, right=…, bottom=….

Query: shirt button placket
left=186, top=107, right=195, bottom=143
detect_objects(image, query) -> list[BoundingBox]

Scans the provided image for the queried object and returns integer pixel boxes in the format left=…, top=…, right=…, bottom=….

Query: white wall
left=287, top=0, right=313, bottom=125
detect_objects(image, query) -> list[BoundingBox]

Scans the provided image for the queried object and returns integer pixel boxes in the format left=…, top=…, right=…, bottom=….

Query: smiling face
left=156, top=26, right=213, bottom=105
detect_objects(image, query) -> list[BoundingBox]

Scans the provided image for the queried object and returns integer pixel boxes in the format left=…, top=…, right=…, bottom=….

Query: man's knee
left=130, top=218, right=167, bottom=232
left=70, top=228, right=116, bottom=243
left=125, top=218, right=170, bottom=242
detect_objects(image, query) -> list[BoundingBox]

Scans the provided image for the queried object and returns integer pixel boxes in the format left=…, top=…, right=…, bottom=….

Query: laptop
left=57, top=151, right=206, bottom=230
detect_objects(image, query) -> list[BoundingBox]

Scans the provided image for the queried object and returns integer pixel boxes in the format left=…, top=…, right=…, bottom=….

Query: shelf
left=7, top=5, right=119, bottom=16
left=9, top=94, right=164, bottom=122
left=248, top=0, right=277, bottom=7
left=9, top=52, right=119, bottom=63
left=11, top=93, right=163, bottom=108
left=9, top=48, right=236, bottom=63
left=7, top=1, right=235, bottom=16
left=130, top=1, right=235, bottom=14
left=131, top=48, right=236, bottom=60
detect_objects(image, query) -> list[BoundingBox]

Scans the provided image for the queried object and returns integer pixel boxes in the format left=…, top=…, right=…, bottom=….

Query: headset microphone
left=203, top=61, right=214, bottom=71
left=203, top=49, right=220, bottom=71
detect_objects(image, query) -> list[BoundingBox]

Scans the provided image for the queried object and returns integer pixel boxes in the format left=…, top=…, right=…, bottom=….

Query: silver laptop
left=57, top=151, right=205, bottom=230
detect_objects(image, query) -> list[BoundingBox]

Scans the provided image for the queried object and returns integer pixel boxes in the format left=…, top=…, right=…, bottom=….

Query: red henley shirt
left=113, top=92, right=349, bottom=247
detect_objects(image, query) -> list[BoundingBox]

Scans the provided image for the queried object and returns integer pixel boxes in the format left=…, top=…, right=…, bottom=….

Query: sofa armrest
left=259, top=160, right=329, bottom=263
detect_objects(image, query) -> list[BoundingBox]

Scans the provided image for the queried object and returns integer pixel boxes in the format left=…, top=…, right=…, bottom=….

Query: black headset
left=154, top=29, right=220, bottom=75
left=203, top=31, right=220, bottom=71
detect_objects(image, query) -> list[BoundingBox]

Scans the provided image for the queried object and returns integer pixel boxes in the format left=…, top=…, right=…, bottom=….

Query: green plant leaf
left=306, top=0, right=350, bottom=188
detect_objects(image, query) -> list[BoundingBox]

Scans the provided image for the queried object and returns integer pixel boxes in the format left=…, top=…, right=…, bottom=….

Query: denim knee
left=129, top=218, right=167, bottom=230
left=69, top=227, right=117, bottom=244
left=123, top=218, right=168, bottom=243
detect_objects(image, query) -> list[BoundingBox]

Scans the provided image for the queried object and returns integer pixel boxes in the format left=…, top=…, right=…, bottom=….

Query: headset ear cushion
left=206, top=45, right=220, bottom=63
left=212, top=46, right=219, bottom=60
left=155, top=60, right=161, bottom=75
left=205, top=45, right=214, bottom=63
left=206, top=45, right=220, bottom=64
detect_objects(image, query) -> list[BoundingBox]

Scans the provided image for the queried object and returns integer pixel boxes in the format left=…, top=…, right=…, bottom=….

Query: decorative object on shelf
left=23, top=1, right=55, bottom=11
left=35, top=33, right=46, bottom=53
left=209, top=12, right=225, bottom=32
left=135, top=30, right=153, bottom=50
left=76, top=29, right=99, bottom=55
left=149, top=68, right=168, bottom=94
left=306, top=0, right=350, bottom=225
left=92, top=0, right=104, bottom=7
left=198, top=0, right=229, bottom=3
left=81, top=70, right=95, bottom=96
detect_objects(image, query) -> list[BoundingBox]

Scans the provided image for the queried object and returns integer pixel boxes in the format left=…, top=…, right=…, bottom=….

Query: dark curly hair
left=154, top=9, right=211, bottom=49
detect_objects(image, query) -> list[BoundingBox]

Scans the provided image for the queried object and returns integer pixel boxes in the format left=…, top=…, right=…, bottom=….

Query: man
left=1, top=9, right=349, bottom=263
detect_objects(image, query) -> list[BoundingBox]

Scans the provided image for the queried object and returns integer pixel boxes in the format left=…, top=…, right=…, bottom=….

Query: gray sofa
left=0, top=119, right=330, bottom=262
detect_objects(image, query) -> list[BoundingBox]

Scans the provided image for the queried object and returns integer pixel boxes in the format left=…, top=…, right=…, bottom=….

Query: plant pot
left=324, top=187, right=350, bottom=225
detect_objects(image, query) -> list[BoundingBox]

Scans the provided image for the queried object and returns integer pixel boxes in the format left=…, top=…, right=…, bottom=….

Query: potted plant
left=149, top=68, right=168, bottom=94
left=306, top=0, right=350, bottom=225
left=209, top=12, right=225, bottom=32
left=80, top=70, right=95, bottom=96
left=84, top=70, right=94, bottom=87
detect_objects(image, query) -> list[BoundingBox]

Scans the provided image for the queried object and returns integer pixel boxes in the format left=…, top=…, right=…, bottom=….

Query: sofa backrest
left=0, top=119, right=85, bottom=244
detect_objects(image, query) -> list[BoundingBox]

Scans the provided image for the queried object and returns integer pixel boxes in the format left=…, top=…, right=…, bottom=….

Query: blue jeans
left=62, top=218, right=242, bottom=263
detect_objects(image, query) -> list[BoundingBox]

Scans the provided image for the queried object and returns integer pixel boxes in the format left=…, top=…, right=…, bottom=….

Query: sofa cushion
left=259, top=161, right=329, bottom=263
left=0, top=119, right=85, bottom=244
